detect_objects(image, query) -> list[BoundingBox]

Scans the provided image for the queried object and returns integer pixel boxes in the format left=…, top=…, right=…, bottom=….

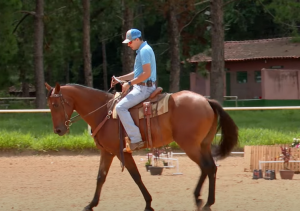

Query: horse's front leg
left=83, top=149, right=114, bottom=211
left=118, top=153, right=154, bottom=211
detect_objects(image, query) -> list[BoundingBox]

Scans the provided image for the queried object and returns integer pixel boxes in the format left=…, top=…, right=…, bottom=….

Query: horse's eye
left=52, top=103, right=59, bottom=108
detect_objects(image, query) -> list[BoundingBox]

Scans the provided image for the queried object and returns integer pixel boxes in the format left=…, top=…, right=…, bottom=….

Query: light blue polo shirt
left=134, top=41, right=156, bottom=82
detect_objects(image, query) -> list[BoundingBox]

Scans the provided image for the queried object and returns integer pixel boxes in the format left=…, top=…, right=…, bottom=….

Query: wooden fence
left=244, top=145, right=300, bottom=172
left=0, top=97, right=35, bottom=109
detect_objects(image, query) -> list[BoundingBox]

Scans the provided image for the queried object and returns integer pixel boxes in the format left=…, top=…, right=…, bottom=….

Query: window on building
left=270, top=65, right=283, bottom=69
left=237, top=71, right=247, bottom=83
left=255, top=71, right=261, bottom=83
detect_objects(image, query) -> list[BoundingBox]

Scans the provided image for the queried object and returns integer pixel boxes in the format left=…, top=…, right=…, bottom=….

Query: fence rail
left=2, top=106, right=300, bottom=114
left=225, top=106, right=300, bottom=111
left=0, top=109, right=50, bottom=113
left=205, top=96, right=238, bottom=107
left=0, top=97, right=36, bottom=109
left=0, top=97, right=36, bottom=100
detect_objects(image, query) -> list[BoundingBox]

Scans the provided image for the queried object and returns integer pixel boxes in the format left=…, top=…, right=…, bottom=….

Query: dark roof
left=189, top=37, right=300, bottom=62
left=9, top=84, right=36, bottom=93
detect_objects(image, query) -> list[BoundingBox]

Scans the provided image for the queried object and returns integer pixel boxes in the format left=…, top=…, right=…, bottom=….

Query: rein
left=50, top=86, right=119, bottom=130
left=67, top=79, right=124, bottom=127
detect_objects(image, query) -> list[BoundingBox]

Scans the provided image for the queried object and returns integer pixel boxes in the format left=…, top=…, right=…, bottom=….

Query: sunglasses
left=128, top=38, right=136, bottom=45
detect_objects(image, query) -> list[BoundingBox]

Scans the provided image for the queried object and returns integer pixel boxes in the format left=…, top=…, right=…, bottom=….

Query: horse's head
left=45, top=82, right=74, bottom=136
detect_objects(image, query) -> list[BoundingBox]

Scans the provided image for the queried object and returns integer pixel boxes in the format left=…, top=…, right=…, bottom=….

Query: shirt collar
left=136, top=41, right=147, bottom=54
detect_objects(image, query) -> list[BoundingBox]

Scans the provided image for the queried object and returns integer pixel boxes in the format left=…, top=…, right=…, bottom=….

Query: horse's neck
left=65, top=86, right=112, bottom=126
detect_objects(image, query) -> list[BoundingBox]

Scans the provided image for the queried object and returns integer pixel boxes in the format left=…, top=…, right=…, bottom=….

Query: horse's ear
left=54, top=82, right=60, bottom=93
left=45, top=82, right=52, bottom=91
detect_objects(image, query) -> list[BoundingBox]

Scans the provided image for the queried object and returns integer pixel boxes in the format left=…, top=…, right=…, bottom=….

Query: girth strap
left=91, top=97, right=119, bottom=137
left=119, top=119, right=125, bottom=172
left=143, top=102, right=153, bottom=148
left=91, top=113, right=110, bottom=137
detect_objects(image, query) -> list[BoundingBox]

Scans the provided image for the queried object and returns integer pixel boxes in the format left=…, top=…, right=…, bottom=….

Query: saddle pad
left=112, top=93, right=171, bottom=119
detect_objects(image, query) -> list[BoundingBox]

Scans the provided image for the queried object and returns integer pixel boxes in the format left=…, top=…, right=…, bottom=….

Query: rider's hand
left=122, top=82, right=130, bottom=94
left=111, top=76, right=119, bottom=87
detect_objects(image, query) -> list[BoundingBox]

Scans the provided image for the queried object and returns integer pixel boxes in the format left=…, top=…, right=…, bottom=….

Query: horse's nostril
left=55, top=129, right=61, bottom=134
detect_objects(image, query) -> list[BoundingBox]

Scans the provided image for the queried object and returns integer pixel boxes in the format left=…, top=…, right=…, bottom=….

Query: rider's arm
left=129, top=64, right=151, bottom=85
left=117, top=72, right=134, bottom=81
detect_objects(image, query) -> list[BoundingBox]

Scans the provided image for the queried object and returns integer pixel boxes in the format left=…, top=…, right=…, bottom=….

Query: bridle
left=50, top=92, right=72, bottom=129
left=49, top=86, right=120, bottom=130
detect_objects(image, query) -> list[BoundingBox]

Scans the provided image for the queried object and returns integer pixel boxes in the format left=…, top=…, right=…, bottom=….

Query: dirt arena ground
left=0, top=153, right=299, bottom=211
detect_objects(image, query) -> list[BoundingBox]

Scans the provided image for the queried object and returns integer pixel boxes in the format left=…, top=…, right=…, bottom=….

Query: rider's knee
left=115, top=103, right=124, bottom=113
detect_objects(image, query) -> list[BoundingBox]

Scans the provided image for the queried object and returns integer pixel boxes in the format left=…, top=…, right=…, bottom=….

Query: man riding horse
left=111, top=28, right=157, bottom=152
left=45, top=28, right=238, bottom=211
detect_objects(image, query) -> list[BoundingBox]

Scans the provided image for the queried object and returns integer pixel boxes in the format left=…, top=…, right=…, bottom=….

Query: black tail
left=208, top=99, right=239, bottom=159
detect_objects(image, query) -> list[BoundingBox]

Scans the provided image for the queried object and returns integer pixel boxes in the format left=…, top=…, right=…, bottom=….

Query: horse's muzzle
left=54, top=127, right=68, bottom=136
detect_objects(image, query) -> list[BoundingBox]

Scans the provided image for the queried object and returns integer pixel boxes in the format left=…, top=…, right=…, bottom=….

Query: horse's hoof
left=144, top=207, right=154, bottom=211
left=202, top=205, right=211, bottom=211
left=196, top=199, right=203, bottom=210
left=82, top=206, right=93, bottom=211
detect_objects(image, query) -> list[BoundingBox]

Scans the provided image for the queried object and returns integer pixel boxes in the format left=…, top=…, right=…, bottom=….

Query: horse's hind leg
left=83, top=149, right=114, bottom=211
left=198, top=144, right=217, bottom=211
left=181, top=124, right=217, bottom=210
left=117, top=153, right=153, bottom=211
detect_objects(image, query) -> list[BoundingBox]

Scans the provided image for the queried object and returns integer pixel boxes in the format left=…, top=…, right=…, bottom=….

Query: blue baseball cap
left=122, top=29, right=142, bottom=43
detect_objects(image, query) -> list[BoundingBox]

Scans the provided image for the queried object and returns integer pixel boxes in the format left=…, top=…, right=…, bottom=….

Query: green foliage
left=90, top=0, right=122, bottom=88
left=1, top=0, right=300, bottom=95
left=0, top=1, right=22, bottom=88
left=0, top=132, right=32, bottom=150
left=0, top=90, right=9, bottom=97
left=42, top=0, right=83, bottom=84
left=224, top=0, right=285, bottom=40
left=145, top=159, right=152, bottom=165
left=0, top=1, right=21, bottom=62
left=291, top=36, right=300, bottom=43
left=262, top=0, right=300, bottom=27
left=168, top=141, right=180, bottom=149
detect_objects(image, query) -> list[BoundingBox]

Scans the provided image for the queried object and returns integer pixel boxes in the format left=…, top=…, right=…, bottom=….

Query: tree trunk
left=19, top=45, right=29, bottom=97
left=22, top=82, right=29, bottom=97
left=34, top=0, right=46, bottom=108
left=121, top=0, right=134, bottom=74
left=102, top=39, right=108, bottom=90
left=167, top=2, right=181, bottom=93
left=82, top=0, right=93, bottom=87
left=20, top=68, right=29, bottom=97
left=210, top=0, right=224, bottom=104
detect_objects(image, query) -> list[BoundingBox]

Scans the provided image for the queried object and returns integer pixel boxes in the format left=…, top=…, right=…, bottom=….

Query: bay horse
left=45, top=82, right=238, bottom=211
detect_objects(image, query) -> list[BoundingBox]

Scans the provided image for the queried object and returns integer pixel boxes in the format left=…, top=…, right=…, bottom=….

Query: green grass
left=1, top=110, right=300, bottom=152
left=0, top=131, right=95, bottom=151
left=0, top=113, right=95, bottom=151
left=227, top=110, right=300, bottom=148
left=0, top=113, right=87, bottom=136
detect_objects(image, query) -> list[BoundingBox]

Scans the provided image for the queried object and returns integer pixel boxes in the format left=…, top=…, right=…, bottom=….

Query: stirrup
left=123, top=137, right=132, bottom=153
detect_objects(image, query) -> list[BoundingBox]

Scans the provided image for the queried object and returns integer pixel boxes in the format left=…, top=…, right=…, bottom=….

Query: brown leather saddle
left=109, top=87, right=165, bottom=153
